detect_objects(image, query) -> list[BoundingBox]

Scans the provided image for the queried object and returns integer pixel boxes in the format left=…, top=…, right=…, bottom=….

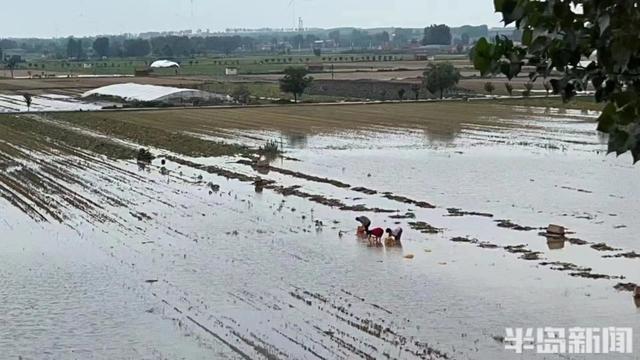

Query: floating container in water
left=547, top=224, right=566, bottom=236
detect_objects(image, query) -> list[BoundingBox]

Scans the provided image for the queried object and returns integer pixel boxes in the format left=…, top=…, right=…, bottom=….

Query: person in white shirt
left=385, top=227, right=403, bottom=241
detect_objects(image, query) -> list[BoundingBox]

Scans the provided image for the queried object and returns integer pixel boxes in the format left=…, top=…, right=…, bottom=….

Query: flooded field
left=0, top=102, right=638, bottom=359
left=0, top=94, right=108, bottom=112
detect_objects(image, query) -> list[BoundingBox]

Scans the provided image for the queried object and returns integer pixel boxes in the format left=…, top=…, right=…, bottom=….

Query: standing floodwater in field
left=0, top=102, right=638, bottom=359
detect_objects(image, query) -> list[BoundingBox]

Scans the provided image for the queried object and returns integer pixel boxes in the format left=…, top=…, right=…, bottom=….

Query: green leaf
left=522, top=29, right=533, bottom=46
left=598, top=14, right=610, bottom=35
left=611, top=41, right=632, bottom=72
left=597, top=103, right=617, bottom=133
left=607, top=129, right=630, bottom=156
left=471, top=38, right=496, bottom=75
left=632, top=127, right=640, bottom=163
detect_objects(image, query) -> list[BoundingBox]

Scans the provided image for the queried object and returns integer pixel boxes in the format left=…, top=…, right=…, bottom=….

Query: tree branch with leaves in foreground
left=471, top=0, right=640, bottom=163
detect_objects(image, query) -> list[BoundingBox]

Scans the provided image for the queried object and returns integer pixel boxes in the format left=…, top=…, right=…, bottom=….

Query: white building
left=82, top=83, right=230, bottom=105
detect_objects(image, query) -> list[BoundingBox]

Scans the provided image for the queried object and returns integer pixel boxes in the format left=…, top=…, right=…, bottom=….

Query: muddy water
left=0, top=105, right=639, bottom=359
left=0, top=94, right=108, bottom=112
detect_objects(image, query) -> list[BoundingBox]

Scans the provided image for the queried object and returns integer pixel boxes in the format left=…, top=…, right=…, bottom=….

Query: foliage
left=422, top=63, right=461, bottom=99
left=123, top=39, right=151, bottom=57
left=231, top=85, right=251, bottom=104
left=393, top=28, right=415, bottom=46
left=328, top=30, right=341, bottom=46
left=259, top=139, right=281, bottom=158
left=460, top=33, right=471, bottom=46
left=484, top=82, right=495, bottom=95
left=66, top=38, right=84, bottom=60
left=410, top=83, right=421, bottom=100
left=93, top=37, right=110, bottom=58
left=4, top=56, right=18, bottom=78
left=279, top=67, right=314, bottom=103
left=454, top=25, right=489, bottom=39
left=350, top=29, right=373, bottom=48
left=398, top=88, right=406, bottom=101
left=505, top=82, right=514, bottom=96
left=471, top=0, right=640, bottom=162
left=422, top=24, right=452, bottom=46
left=136, top=148, right=155, bottom=163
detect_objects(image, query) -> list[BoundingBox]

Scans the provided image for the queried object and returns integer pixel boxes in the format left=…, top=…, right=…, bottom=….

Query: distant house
left=225, top=67, right=238, bottom=76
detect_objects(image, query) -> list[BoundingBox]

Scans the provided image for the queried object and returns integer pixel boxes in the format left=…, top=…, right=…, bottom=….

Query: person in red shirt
left=367, top=227, right=384, bottom=246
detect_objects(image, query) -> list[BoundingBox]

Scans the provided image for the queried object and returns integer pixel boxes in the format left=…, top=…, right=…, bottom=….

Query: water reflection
left=597, top=132, right=608, bottom=145
left=546, top=237, right=566, bottom=250
left=284, top=133, right=309, bottom=149
left=422, top=125, right=461, bottom=145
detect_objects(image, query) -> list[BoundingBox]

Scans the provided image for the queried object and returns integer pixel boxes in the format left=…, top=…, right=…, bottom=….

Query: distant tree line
left=82, top=35, right=257, bottom=59
left=0, top=24, right=496, bottom=61
left=422, top=25, right=452, bottom=46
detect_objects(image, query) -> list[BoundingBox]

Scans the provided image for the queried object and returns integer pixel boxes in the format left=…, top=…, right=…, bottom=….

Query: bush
left=484, top=82, right=495, bottom=95
left=259, top=140, right=281, bottom=157
left=137, top=148, right=155, bottom=163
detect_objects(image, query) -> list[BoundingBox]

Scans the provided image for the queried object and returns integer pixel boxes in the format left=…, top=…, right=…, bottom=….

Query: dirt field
left=48, top=102, right=552, bottom=140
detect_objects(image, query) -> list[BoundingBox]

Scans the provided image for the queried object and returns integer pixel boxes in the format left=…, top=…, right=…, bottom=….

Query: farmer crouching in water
left=385, top=227, right=403, bottom=246
left=386, top=227, right=403, bottom=242
left=355, top=216, right=371, bottom=235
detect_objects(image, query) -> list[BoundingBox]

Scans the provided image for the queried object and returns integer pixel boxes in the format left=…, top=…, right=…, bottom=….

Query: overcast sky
left=4, top=0, right=503, bottom=38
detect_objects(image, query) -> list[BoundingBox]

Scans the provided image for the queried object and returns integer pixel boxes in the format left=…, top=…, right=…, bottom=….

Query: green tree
left=393, top=28, right=414, bottom=47
left=279, top=67, right=313, bottom=103
left=231, top=85, right=251, bottom=104
left=398, top=88, right=406, bottom=101
left=471, top=0, right=640, bottom=162
left=123, top=39, right=151, bottom=57
left=66, top=38, right=84, bottom=59
left=93, top=37, right=110, bottom=58
left=410, top=83, right=421, bottom=100
left=484, top=81, right=495, bottom=95
left=422, top=24, right=452, bottom=46
left=422, top=63, right=461, bottom=99
left=328, top=30, right=341, bottom=46
left=5, top=56, right=18, bottom=78
left=460, top=33, right=471, bottom=46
